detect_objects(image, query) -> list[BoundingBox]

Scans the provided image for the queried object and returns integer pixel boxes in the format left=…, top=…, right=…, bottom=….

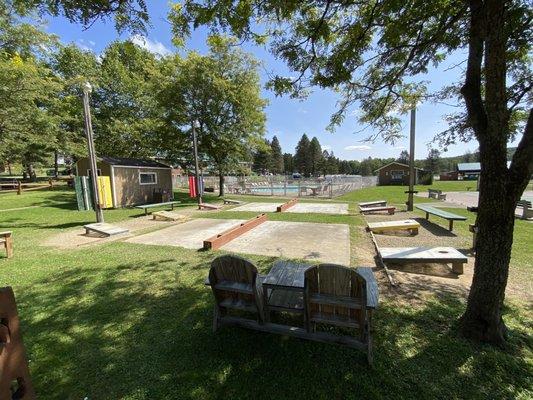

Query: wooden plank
left=310, top=312, right=360, bottom=329
left=359, top=206, right=395, bottom=215
left=214, top=281, right=253, bottom=295
left=203, top=214, right=267, bottom=250
left=356, top=267, right=379, bottom=309
left=380, top=247, right=468, bottom=263
left=309, top=293, right=363, bottom=309
left=358, top=200, right=387, bottom=207
left=276, top=198, right=298, bottom=212
left=367, top=219, right=420, bottom=233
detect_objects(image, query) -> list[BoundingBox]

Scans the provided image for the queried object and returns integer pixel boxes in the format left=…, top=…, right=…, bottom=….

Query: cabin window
left=139, top=172, right=157, bottom=185
left=390, top=170, right=405, bottom=180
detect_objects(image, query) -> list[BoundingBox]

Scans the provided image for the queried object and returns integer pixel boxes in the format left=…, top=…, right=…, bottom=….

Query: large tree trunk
left=54, top=150, right=59, bottom=177
left=459, top=0, right=533, bottom=345
left=219, top=170, right=225, bottom=197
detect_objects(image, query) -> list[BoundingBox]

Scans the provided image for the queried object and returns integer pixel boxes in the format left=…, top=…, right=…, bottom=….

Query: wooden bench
left=358, top=200, right=387, bottom=208
left=367, top=219, right=420, bottom=235
left=428, top=188, right=446, bottom=200
left=415, top=204, right=466, bottom=231
left=359, top=205, right=395, bottom=215
left=380, top=246, right=468, bottom=274
left=135, top=201, right=181, bottom=215
left=223, top=199, right=243, bottom=205
left=0, top=231, right=13, bottom=259
left=276, top=198, right=298, bottom=212
left=517, top=199, right=533, bottom=220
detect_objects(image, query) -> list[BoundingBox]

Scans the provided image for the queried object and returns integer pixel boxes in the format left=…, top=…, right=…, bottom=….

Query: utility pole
left=82, top=82, right=104, bottom=223
left=192, top=120, right=202, bottom=208
left=407, top=108, right=416, bottom=211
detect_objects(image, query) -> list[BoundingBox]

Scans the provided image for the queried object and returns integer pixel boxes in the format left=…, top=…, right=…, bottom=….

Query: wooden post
left=16, top=181, right=21, bottom=195
left=407, top=108, right=416, bottom=211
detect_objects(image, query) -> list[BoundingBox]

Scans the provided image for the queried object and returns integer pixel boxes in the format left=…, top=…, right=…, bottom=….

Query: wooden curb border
left=276, top=198, right=298, bottom=212
left=203, top=213, right=268, bottom=250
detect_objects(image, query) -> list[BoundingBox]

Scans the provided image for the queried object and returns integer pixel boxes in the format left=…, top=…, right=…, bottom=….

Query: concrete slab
left=229, top=202, right=280, bottom=212
left=125, top=218, right=246, bottom=250
left=221, top=221, right=350, bottom=265
left=286, top=202, right=349, bottom=214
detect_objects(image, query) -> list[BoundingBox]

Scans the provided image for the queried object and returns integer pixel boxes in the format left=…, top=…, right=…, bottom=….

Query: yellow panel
left=97, top=176, right=114, bottom=209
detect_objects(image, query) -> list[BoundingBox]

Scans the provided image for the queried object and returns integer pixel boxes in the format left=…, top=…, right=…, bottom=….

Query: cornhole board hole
left=277, top=198, right=298, bottom=212
left=0, top=287, right=36, bottom=399
left=199, top=203, right=221, bottom=210
left=359, top=206, right=396, bottom=215
left=125, top=218, right=246, bottom=250
left=203, top=214, right=268, bottom=250
left=221, top=221, right=350, bottom=265
left=84, top=223, right=129, bottom=237
left=152, top=211, right=188, bottom=222
left=358, top=200, right=387, bottom=207
left=285, top=203, right=349, bottom=215
left=379, top=247, right=467, bottom=274
left=229, top=203, right=281, bottom=213
left=367, top=219, right=420, bottom=235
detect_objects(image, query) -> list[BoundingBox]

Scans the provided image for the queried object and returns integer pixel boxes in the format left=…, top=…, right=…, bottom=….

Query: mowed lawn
left=0, top=186, right=531, bottom=399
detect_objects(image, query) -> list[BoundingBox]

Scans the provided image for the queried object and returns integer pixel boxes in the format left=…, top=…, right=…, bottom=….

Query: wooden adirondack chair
left=304, top=264, right=376, bottom=365
left=208, top=255, right=265, bottom=332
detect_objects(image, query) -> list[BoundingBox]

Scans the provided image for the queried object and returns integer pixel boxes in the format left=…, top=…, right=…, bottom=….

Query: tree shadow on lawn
left=17, top=257, right=531, bottom=400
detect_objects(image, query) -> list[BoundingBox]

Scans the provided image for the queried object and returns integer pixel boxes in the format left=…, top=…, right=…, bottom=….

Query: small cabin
left=76, top=156, right=173, bottom=207
left=375, top=162, right=425, bottom=185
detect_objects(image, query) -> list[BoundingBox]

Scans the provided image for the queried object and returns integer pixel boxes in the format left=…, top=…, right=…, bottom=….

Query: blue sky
left=44, top=2, right=516, bottom=161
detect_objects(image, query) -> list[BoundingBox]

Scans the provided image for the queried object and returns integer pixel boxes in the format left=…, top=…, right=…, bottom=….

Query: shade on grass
left=0, top=187, right=531, bottom=399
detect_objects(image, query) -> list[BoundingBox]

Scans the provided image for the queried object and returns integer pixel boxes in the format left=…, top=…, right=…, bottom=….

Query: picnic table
left=135, top=201, right=181, bottom=215
left=415, top=204, right=466, bottom=231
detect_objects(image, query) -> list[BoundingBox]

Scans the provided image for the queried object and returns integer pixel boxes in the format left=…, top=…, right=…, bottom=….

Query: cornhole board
left=199, top=203, right=221, bottom=210
left=285, top=203, right=349, bottom=215
left=277, top=198, right=298, bottom=212
left=84, top=223, right=129, bottom=237
left=367, top=219, right=420, bottom=235
left=0, top=287, right=36, bottom=399
left=379, top=247, right=467, bottom=274
left=203, top=214, right=268, bottom=250
left=359, top=206, right=396, bottom=215
left=223, top=199, right=243, bottom=205
left=358, top=200, right=387, bottom=207
left=152, top=211, right=188, bottom=222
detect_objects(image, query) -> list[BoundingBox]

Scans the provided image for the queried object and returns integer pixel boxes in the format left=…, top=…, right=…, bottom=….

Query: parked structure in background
left=75, top=156, right=172, bottom=207
left=374, top=162, right=431, bottom=186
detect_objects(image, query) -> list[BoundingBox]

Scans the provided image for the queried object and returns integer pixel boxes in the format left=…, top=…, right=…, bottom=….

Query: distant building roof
left=374, top=162, right=424, bottom=172
left=457, top=162, right=481, bottom=172
left=99, top=156, right=170, bottom=168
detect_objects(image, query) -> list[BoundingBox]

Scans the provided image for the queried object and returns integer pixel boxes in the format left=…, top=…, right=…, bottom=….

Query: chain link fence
left=174, top=175, right=377, bottom=198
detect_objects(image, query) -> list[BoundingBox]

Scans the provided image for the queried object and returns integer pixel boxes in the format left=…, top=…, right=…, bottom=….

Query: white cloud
left=344, top=145, right=372, bottom=151
left=130, top=34, right=172, bottom=56
left=88, top=40, right=96, bottom=46
left=297, top=107, right=308, bottom=114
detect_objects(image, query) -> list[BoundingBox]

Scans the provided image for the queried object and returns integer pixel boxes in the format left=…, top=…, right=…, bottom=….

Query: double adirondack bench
left=135, top=201, right=181, bottom=215
left=415, top=204, right=466, bottom=231
left=428, top=188, right=446, bottom=200
left=206, top=255, right=378, bottom=365
left=0, top=232, right=13, bottom=259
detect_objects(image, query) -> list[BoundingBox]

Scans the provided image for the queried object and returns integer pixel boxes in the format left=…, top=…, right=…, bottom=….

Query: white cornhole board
left=380, top=246, right=468, bottom=274
left=367, top=219, right=420, bottom=234
left=84, top=223, right=129, bottom=237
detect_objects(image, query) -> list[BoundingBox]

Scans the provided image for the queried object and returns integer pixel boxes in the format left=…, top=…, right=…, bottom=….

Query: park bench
left=223, top=199, right=243, bottom=205
left=428, top=188, right=446, bottom=200
left=367, top=219, right=420, bottom=235
left=380, top=246, right=468, bottom=274
left=517, top=199, right=533, bottom=220
left=359, top=205, right=395, bottom=215
left=135, top=201, right=181, bottom=216
left=358, top=200, right=387, bottom=208
left=415, top=204, right=466, bottom=231
left=0, top=231, right=13, bottom=259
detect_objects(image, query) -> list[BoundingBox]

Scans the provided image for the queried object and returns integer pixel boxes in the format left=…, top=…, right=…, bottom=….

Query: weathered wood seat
left=305, top=264, right=378, bottom=365
left=0, top=231, right=13, bottom=259
left=380, top=246, right=468, bottom=274
left=359, top=205, right=396, bottom=215
left=358, top=200, right=387, bottom=208
left=517, top=199, right=533, bottom=220
left=208, top=255, right=265, bottom=331
left=135, top=201, right=181, bottom=215
left=428, top=188, right=446, bottom=200
left=415, top=204, right=466, bottom=231
left=367, top=219, right=420, bottom=235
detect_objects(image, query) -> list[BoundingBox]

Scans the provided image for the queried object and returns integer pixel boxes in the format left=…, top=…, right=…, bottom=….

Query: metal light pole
left=82, top=82, right=104, bottom=223
left=407, top=108, right=416, bottom=211
left=192, top=119, right=202, bottom=208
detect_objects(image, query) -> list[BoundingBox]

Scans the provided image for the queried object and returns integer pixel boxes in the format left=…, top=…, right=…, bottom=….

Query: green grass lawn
left=0, top=187, right=531, bottom=399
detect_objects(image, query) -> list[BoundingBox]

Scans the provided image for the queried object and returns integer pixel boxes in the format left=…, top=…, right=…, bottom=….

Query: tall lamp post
left=192, top=119, right=202, bottom=208
left=406, top=108, right=417, bottom=211
left=82, top=82, right=104, bottom=223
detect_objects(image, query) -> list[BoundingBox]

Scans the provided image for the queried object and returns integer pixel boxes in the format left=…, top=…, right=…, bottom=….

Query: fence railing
left=174, top=175, right=377, bottom=198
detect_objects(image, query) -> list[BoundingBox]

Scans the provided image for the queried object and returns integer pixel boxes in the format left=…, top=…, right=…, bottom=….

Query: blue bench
left=415, top=204, right=466, bottom=231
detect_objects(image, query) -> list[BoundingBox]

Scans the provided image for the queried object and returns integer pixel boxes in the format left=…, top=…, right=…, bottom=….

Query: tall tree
left=294, top=134, right=312, bottom=177
left=425, top=149, right=441, bottom=173
left=253, top=139, right=271, bottom=174
left=269, top=135, right=284, bottom=174
left=160, top=36, right=267, bottom=196
left=309, top=136, right=323, bottom=176
left=283, top=153, right=293, bottom=174
left=172, top=0, right=533, bottom=345
left=397, top=150, right=410, bottom=165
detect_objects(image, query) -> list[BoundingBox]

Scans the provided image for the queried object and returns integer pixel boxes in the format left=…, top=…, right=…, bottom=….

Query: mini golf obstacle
left=277, top=198, right=298, bottom=212
left=84, top=222, right=129, bottom=237
left=367, top=219, right=420, bottom=235
left=203, top=214, right=268, bottom=250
